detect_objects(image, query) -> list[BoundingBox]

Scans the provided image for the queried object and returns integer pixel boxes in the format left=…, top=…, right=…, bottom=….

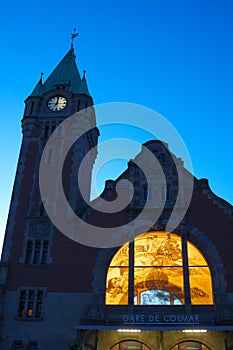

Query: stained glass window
left=106, top=243, right=129, bottom=304
left=134, top=232, right=184, bottom=305
left=187, top=242, right=213, bottom=304
left=105, top=232, right=213, bottom=306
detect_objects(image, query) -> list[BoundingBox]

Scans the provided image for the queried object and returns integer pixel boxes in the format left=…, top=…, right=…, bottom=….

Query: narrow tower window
left=29, top=101, right=35, bottom=115
left=44, top=125, right=50, bottom=138
left=77, top=99, right=80, bottom=111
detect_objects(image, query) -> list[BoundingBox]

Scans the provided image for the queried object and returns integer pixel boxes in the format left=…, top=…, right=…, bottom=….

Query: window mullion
left=24, top=290, right=29, bottom=317
left=128, top=240, right=134, bottom=306
left=39, top=240, right=43, bottom=264
left=182, top=232, right=191, bottom=306
left=32, top=240, right=36, bottom=264
left=32, top=290, right=38, bottom=317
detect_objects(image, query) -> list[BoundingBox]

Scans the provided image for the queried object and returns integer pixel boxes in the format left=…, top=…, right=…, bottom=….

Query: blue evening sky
left=0, top=0, right=233, bottom=250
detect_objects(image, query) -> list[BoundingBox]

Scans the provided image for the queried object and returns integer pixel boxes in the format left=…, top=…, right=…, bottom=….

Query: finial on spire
left=82, top=70, right=86, bottom=79
left=40, top=72, right=44, bottom=84
left=71, top=28, right=79, bottom=49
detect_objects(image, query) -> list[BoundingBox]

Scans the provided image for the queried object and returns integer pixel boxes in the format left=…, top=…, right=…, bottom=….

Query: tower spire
left=29, top=35, right=91, bottom=97
left=71, top=28, right=79, bottom=49
left=40, top=72, right=44, bottom=84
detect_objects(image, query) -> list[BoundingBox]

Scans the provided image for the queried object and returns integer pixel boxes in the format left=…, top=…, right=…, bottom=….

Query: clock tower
left=0, top=42, right=99, bottom=333
left=21, top=44, right=99, bottom=218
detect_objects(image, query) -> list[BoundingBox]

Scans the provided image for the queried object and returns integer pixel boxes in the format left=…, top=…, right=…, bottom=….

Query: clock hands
left=48, top=96, right=67, bottom=111
left=54, top=97, right=59, bottom=108
left=54, top=97, right=60, bottom=111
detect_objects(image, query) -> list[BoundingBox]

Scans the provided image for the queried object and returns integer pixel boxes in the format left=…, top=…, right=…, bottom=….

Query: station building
left=0, top=43, right=233, bottom=350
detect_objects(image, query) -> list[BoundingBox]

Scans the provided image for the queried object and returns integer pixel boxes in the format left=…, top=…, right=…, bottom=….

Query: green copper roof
left=79, top=73, right=90, bottom=96
left=30, top=48, right=90, bottom=96
left=30, top=76, right=43, bottom=96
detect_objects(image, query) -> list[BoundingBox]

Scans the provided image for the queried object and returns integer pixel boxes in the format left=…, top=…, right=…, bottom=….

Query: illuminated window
left=134, top=232, right=184, bottom=305
left=188, top=242, right=213, bottom=304
left=106, top=244, right=129, bottom=304
left=106, top=232, right=213, bottom=306
left=18, top=289, right=44, bottom=318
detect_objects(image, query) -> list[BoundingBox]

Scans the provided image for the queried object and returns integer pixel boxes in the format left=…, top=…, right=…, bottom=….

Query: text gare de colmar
left=122, top=313, right=200, bottom=324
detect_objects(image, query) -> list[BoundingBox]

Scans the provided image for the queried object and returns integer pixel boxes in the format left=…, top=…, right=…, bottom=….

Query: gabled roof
left=30, top=47, right=90, bottom=97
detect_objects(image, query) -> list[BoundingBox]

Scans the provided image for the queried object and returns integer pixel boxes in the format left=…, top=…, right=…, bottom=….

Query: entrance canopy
left=74, top=324, right=233, bottom=331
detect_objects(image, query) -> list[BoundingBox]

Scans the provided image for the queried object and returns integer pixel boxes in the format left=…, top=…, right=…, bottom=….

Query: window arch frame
left=170, top=340, right=211, bottom=350
left=93, top=226, right=225, bottom=308
left=110, top=339, right=151, bottom=350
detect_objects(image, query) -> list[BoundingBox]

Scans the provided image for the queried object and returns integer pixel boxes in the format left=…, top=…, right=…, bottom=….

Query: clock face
left=48, top=96, right=67, bottom=111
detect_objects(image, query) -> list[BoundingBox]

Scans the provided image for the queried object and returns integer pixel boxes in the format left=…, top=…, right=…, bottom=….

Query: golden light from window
left=187, top=241, right=208, bottom=266
left=134, top=232, right=182, bottom=266
left=187, top=241, right=213, bottom=304
left=27, top=308, right=33, bottom=317
left=106, top=243, right=129, bottom=305
left=105, top=232, right=213, bottom=305
left=134, top=232, right=184, bottom=305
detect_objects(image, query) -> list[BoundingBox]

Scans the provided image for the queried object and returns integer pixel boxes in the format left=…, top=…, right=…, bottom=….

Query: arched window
left=111, top=340, right=150, bottom=350
left=171, top=341, right=210, bottom=350
left=106, top=231, right=213, bottom=306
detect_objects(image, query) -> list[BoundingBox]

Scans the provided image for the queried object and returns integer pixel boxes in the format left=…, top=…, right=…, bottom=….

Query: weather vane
left=71, top=28, right=79, bottom=48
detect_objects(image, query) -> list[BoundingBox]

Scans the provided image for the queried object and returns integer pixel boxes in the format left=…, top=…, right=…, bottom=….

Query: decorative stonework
left=215, top=304, right=233, bottom=322
left=187, top=225, right=227, bottom=295
left=82, top=295, right=105, bottom=323
left=199, top=179, right=233, bottom=219
left=19, top=220, right=52, bottom=264
left=28, top=221, right=51, bottom=238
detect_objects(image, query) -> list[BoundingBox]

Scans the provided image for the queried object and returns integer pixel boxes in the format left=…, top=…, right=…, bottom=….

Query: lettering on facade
left=122, top=313, right=199, bottom=324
